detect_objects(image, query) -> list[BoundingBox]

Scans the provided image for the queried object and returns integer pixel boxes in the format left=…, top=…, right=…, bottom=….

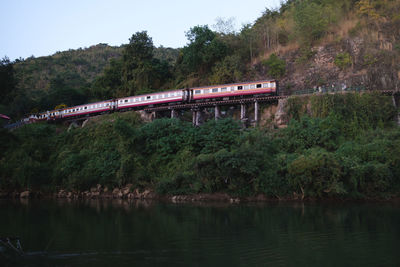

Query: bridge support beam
left=254, top=100, right=259, bottom=124
left=240, top=103, right=247, bottom=121
left=214, top=105, right=221, bottom=121
left=192, top=108, right=203, bottom=126
left=171, top=109, right=178, bottom=119
left=392, top=95, right=400, bottom=126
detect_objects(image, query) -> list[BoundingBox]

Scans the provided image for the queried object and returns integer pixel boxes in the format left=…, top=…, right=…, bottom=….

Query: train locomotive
left=32, top=79, right=278, bottom=121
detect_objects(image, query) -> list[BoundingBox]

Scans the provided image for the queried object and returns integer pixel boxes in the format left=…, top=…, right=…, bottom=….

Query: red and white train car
left=116, top=90, right=183, bottom=110
left=62, top=99, right=115, bottom=119
left=190, top=80, right=277, bottom=101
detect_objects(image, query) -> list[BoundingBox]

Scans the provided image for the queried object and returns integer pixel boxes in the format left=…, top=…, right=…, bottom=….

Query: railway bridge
left=142, top=88, right=398, bottom=126
left=3, top=87, right=400, bottom=130
left=143, top=95, right=287, bottom=126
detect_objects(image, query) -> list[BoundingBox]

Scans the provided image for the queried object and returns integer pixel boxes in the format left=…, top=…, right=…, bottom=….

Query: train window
left=238, top=86, right=243, bottom=90
left=263, top=83, right=268, bottom=88
left=244, top=85, right=250, bottom=90
left=257, top=84, right=262, bottom=88
left=212, top=88, right=218, bottom=93
left=106, top=104, right=109, bottom=106
left=85, top=107, right=87, bottom=110
left=195, top=90, right=201, bottom=94
left=125, top=99, right=128, bottom=103
left=147, top=96, right=151, bottom=100
left=141, top=97, right=145, bottom=101
left=204, top=89, right=209, bottom=94
left=221, top=87, right=227, bottom=92
left=250, top=84, right=255, bottom=89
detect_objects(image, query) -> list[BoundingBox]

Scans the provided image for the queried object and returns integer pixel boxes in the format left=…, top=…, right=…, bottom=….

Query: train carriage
left=116, top=90, right=182, bottom=110
left=191, top=80, right=277, bottom=101
left=62, top=100, right=115, bottom=118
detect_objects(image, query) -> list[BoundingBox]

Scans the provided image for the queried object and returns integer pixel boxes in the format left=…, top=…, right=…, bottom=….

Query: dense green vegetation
left=1, top=93, right=399, bottom=199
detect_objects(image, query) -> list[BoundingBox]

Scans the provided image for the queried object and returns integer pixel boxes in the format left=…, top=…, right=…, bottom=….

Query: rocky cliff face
left=258, top=24, right=400, bottom=93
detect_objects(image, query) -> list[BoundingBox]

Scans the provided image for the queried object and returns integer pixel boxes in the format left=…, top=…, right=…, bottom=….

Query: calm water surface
left=1, top=199, right=399, bottom=266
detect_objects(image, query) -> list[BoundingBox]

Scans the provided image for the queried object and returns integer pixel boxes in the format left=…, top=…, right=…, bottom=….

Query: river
left=1, top=199, right=399, bottom=266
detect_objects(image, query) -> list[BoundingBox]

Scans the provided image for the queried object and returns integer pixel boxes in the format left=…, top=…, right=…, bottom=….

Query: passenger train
left=30, top=80, right=278, bottom=121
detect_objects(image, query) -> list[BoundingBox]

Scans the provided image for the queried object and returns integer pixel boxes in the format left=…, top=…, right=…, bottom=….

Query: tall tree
left=121, top=31, right=171, bottom=95
left=179, top=25, right=228, bottom=77
left=0, top=57, right=16, bottom=104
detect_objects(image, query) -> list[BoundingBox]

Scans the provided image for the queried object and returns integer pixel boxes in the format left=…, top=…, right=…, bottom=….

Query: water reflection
left=0, top=199, right=399, bottom=266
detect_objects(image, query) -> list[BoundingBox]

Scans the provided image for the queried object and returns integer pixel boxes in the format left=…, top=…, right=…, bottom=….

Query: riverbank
left=2, top=185, right=399, bottom=203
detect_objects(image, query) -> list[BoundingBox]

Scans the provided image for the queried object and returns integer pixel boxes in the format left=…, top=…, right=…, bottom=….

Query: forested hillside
left=1, top=0, right=400, bottom=119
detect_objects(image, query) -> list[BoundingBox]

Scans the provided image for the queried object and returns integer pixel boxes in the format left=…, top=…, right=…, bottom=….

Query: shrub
left=334, top=52, right=352, bottom=70
left=262, top=53, right=286, bottom=78
left=288, top=148, right=345, bottom=197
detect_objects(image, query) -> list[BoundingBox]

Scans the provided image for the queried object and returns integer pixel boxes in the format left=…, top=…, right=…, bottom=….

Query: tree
left=263, top=53, right=286, bottom=78
left=0, top=57, right=16, bottom=104
left=212, top=17, right=236, bottom=35
left=121, top=31, right=171, bottom=96
left=179, top=25, right=228, bottom=76
left=91, top=58, right=123, bottom=99
left=293, top=1, right=330, bottom=45
left=240, top=24, right=256, bottom=63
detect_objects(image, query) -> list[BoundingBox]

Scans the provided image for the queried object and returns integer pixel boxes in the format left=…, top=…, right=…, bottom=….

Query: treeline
left=1, top=93, right=399, bottom=199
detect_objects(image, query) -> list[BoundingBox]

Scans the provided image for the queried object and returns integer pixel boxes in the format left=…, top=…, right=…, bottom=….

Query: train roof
left=118, top=89, right=182, bottom=99
left=190, top=79, right=276, bottom=90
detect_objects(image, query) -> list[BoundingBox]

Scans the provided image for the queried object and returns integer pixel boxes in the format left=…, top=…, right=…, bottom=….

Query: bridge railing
left=292, top=85, right=367, bottom=96
left=3, top=120, right=31, bottom=130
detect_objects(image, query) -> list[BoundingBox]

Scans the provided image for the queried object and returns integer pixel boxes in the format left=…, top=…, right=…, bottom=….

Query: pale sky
left=1, top=0, right=282, bottom=61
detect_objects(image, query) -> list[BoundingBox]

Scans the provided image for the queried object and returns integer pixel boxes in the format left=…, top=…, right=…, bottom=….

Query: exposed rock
left=137, top=110, right=156, bottom=122
left=132, top=188, right=140, bottom=199
left=57, top=190, right=67, bottom=198
left=20, top=191, right=30, bottom=198
left=122, top=187, right=130, bottom=196
left=274, top=98, right=288, bottom=128
left=229, top=198, right=240, bottom=203
left=112, top=188, right=120, bottom=198
left=67, top=122, right=79, bottom=132
left=81, top=119, right=90, bottom=128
